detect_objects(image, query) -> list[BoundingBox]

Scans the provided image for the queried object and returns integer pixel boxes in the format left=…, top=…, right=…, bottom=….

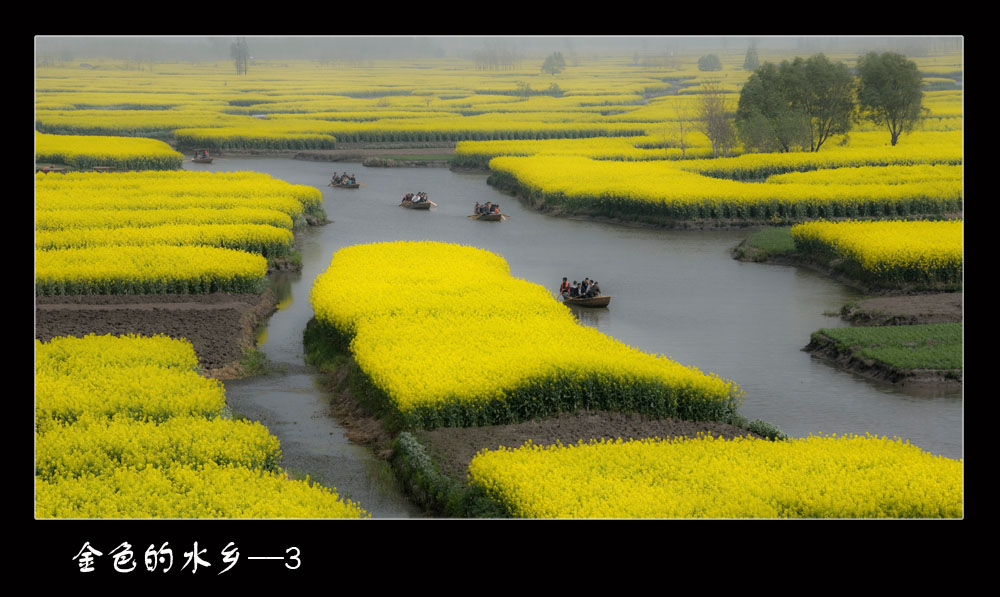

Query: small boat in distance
left=470, top=212, right=505, bottom=221
left=329, top=171, right=359, bottom=188
left=562, top=295, right=611, bottom=308
left=401, top=192, right=434, bottom=208
left=470, top=201, right=506, bottom=221
left=192, top=149, right=213, bottom=164
left=401, top=199, right=435, bottom=209
left=469, top=214, right=507, bottom=222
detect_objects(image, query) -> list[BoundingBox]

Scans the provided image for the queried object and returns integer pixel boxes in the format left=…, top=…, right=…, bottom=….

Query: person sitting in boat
left=569, top=281, right=580, bottom=298
left=349, top=174, right=357, bottom=184
left=474, top=201, right=481, bottom=214
left=589, top=280, right=601, bottom=297
left=491, top=203, right=500, bottom=214
left=559, top=277, right=570, bottom=298
left=580, top=278, right=591, bottom=297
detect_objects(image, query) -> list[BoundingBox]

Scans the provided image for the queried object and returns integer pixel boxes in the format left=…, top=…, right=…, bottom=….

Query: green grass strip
left=814, top=323, right=962, bottom=371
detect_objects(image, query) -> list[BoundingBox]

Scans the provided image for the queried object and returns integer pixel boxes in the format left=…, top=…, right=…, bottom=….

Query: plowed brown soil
left=35, top=290, right=277, bottom=378
left=412, top=411, right=763, bottom=482
left=842, top=292, right=963, bottom=325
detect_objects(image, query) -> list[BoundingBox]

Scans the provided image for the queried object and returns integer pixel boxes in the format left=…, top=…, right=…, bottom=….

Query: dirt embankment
left=314, top=352, right=760, bottom=486
left=214, top=143, right=457, bottom=166
left=841, top=292, right=963, bottom=325
left=412, top=411, right=762, bottom=482
left=35, top=290, right=278, bottom=379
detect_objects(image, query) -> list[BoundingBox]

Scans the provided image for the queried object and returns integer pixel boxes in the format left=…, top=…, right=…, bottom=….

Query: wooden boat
left=562, top=294, right=611, bottom=308
left=35, top=166, right=66, bottom=174
left=92, top=166, right=116, bottom=173
left=470, top=212, right=505, bottom=221
left=191, top=149, right=213, bottom=164
left=330, top=182, right=360, bottom=189
left=401, top=199, right=435, bottom=209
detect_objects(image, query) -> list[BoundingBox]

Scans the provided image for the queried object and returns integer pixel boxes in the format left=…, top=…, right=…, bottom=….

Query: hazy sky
left=35, top=35, right=962, bottom=62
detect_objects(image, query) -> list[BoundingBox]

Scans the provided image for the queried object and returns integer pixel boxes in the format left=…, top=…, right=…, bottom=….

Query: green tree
left=736, top=54, right=854, bottom=152
left=736, top=62, right=811, bottom=152
left=698, top=54, right=722, bottom=71
left=743, top=42, right=759, bottom=71
left=781, top=54, right=855, bottom=152
left=541, top=52, right=566, bottom=75
left=856, top=51, right=926, bottom=146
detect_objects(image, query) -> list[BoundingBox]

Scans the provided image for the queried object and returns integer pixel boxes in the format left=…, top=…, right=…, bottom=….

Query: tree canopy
left=743, top=43, right=759, bottom=71
left=736, top=54, right=854, bottom=152
left=541, top=52, right=566, bottom=75
left=698, top=54, right=722, bottom=71
left=856, top=51, right=925, bottom=146
left=736, top=62, right=811, bottom=153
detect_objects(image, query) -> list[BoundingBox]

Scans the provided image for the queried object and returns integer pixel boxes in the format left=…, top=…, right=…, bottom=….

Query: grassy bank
left=807, top=323, right=962, bottom=384
left=731, top=226, right=798, bottom=261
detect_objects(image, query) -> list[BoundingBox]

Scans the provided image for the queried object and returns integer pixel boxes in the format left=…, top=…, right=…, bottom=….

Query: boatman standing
left=559, top=277, right=570, bottom=298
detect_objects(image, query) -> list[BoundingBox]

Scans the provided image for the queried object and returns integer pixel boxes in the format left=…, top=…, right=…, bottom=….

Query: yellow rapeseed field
left=35, top=131, right=184, bottom=170
left=791, top=219, right=963, bottom=286
left=311, top=241, right=742, bottom=428
left=34, top=171, right=321, bottom=294
left=468, top=434, right=963, bottom=518
left=35, top=334, right=367, bottom=518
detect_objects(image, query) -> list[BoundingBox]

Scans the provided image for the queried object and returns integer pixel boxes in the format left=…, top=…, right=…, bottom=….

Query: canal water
left=190, top=158, right=963, bottom=517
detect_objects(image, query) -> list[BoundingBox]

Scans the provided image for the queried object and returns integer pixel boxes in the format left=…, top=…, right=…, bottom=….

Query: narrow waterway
left=191, top=157, right=962, bottom=517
